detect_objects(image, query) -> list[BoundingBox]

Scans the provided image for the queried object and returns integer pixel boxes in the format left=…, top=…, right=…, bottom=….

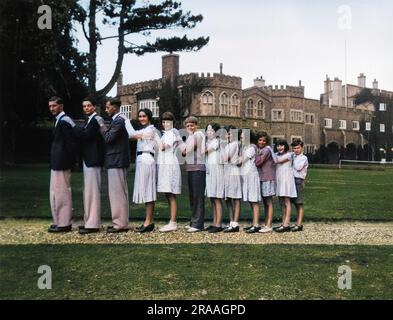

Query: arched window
left=257, top=100, right=264, bottom=118
left=200, top=91, right=214, bottom=115
left=220, top=92, right=229, bottom=115
left=246, top=99, right=254, bottom=118
left=230, top=94, right=239, bottom=116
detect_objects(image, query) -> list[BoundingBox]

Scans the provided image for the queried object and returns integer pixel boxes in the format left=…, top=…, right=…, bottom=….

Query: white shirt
left=54, top=111, right=65, bottom=127
left=293, top=153, right=308, bottom=179
left=86, top=112, right=97, bottom=126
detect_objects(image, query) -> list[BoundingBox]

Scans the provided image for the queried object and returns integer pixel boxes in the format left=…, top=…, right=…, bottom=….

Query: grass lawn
left=0, top=244, right=392, bottom=299
left=1, top=164, right=392, bottom=221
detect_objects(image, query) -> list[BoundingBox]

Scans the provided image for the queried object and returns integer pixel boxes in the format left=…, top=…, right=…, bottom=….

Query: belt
left=137, top=151, right=154, bottom=157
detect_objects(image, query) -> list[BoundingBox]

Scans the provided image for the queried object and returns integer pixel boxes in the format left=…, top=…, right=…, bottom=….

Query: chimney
left=373, top=79, right=378, bottom=89
left=219, top=63, right=223, bottom=74
left=324, top=75, right=331, bottom=93
left=254, top=76, right=265, bottom=87
left=358, top=73, right=366, bottom=88
left=162, top=54, right=179, bottom=85
left=117, top=71, right=123, bottom=86
left=299, top=80, right=302, bottom=87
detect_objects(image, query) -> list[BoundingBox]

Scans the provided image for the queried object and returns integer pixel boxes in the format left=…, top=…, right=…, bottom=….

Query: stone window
left=201, top=91, right=215, bottom=115
left=120, top=105, right=132, bottom=119
left=305, top=113, right=315, bottom=124
left=219, top=92, right=229, bottom=115
left=138, top=99, right=159, bottom=118
left=305, top=145, right=316, bottom=154
left=230, top=94, right=240, bottom=117
left=339, top=120, right=347, bottom=130
left=290, top=109, right=303, bottom=122
left=324, top=118, right=332, bottom=128
left=352, top=121, right=360, bottom=131
left=272, top=109, right=284, bottom=122
left=365, top=122, right=371, bottom=131
left=380, top=123, right=385, bottom=133
left=246, top=99, right=254, bottom=118
left=379, top=103, right=387, bottom=111
left=257, top=100, right=264, bottom=118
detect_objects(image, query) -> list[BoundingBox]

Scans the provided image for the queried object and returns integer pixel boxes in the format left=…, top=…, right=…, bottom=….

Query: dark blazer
left=75, top=115, right=105, bottom=167
left=100, top=114, right=130, bottom=169
left=50, top=114, right=76, bottom=170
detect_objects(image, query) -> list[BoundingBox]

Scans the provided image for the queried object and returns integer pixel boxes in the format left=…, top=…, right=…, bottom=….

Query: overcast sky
left=76, top=0, right=393, bottom=99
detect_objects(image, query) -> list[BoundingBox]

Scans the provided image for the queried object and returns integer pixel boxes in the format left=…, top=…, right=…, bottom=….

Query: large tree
left=74, top=0, right=209, bottom=99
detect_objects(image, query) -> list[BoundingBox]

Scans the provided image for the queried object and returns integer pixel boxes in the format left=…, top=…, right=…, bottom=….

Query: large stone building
left=117, top=54, right=393, bottom=162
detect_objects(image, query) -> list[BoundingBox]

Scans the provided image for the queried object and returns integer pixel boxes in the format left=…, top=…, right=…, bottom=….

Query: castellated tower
left=162, top=54, right=179, bottom=85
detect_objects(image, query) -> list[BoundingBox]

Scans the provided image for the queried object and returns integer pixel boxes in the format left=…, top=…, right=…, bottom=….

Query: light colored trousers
left=50, top=169, right=72, bottom=227
left=83, top=163, right=102, bottom=229
left=108, top=168, right=129, bottom=229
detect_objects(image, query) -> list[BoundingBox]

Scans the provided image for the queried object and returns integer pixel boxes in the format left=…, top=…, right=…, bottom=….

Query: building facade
left=117, top=54, right=393, bottom=162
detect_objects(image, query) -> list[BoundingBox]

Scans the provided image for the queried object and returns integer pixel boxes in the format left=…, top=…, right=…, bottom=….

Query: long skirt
left=133, top=154, right=157, bottom=204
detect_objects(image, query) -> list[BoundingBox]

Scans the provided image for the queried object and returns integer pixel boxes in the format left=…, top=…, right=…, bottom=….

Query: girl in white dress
left=204, top=123, right=225, bottom=233
left=268, top=139, right=297, bottom=233
left=157, top=112, right=182, bottom=232
left=222, top=126, right=242, bottom=233
left=239, top=130, right=261, bottom=233
left=127, top=108, right=160, bottom=233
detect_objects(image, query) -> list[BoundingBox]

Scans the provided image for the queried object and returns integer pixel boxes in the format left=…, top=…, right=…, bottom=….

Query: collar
left=56, top=111, right=65, bottom=121
left=112, top=112, right=121, bottom=120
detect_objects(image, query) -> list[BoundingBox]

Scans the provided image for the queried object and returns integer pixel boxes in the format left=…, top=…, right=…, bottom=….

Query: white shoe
left=159, top=222, right=177, bottom=232
left=184, top=225, right=192, bottom=230
left=187, top=227, right=201, bottom=233
left=259, top=226, right=273, bottom=233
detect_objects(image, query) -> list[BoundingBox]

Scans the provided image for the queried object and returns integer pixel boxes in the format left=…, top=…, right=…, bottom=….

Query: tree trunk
left=88, top=0, right=97, bottom=96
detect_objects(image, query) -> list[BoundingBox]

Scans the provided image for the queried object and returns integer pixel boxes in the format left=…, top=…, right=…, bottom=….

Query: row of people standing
left=47, top=96, right=308, bottom=235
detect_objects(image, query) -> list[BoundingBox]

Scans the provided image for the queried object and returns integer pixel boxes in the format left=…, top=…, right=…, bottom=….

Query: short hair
left=206, top=123, right=221, bottom=132
left=256, top=131, right=271, bottom=145
left=108, top=97, right=121, bottom=109
left=161, top=111, right=175, bottom=122
left=138, top=108, right=153, bottom=121
left=82, top=97, right=96, bottom=106
left=276, top=139, right=290, bottom=152
left=250, top=130, right=258, bottom=145
left=184, top=116, right=198, bottom=125
left=291, top=138, right=304, bottom=147
left=49, top=96, right=63, bottom=105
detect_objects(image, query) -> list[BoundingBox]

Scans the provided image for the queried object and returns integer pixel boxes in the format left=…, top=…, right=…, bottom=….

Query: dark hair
left=206, top=123, right=221, bottom=132
left=291, top=138, right=304, bottom=147
left=276, top=139, right=290, bottom=152
left=256, top=131, right=271, bottom=145
left=83, top=97, right=96, bottom=106
left=49, top=96, right=63, bottom=104
left=108, top=97, right=121, bottom=109
left=161, top=111, right=175, bottom=122
left=138, top=108, right=153, bottom=121
left=250, top=130, right=258, bottom=145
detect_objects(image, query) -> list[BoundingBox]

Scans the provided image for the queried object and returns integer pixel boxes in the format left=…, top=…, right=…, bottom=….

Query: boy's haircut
left=250, top=130, right=259, bottom=145
left=291, top=138, right=304, bottom=147
left=161, top=111, right=175, bottom=122
left=138, top=108, right=153, bottom=121
left=108, top=97, right=121, bottom=109
left=256, top=130, right=271, bottom=145
left=49, top=96, right=63, bottom=105
left=184, top=116, right=198, bottom=125
left=276, top=139, right=290, bottom=152
left=206, top=123, right=221, bottom=132
left=83, top=97, right=96, bottom=106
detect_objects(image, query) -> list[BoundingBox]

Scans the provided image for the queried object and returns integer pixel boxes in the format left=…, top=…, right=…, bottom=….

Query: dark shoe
left=107, top=226, right=129, bottom=234
left=273, top=225, right=283, bottom=231
left=243, top=225, right=254, bottom=231
left=79, top=227, right=100, bottom=235
left=78, top=225, right=85, bottom=230
left=223, top=225, right=240, bottom=233
left=208, top=226, right=223, bottom=233
left=291, top=225, right=304, bottom=232
left=274, top=225, right=291, bottom=233
left=245, top=226, right=261, bottom=234
left=203, top=225, right=214, bottom=231
left=135, top=223, right=155, bottom=233
left=48, top=225, right=72, bottom=233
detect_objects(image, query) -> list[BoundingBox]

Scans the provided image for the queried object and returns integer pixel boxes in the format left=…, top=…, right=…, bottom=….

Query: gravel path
left=0, top=219, right=392, bottom=245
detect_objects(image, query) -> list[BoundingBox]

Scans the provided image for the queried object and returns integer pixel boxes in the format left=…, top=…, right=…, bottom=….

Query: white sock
left=231, top=222, right=239, bottom=227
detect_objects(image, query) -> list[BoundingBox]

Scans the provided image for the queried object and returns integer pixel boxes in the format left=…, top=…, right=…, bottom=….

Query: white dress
left=275, top=152, right=297, bottom=198
left=129, top=124, right=159, bottom=204
left=223, top=141, right=242, bottom=199
left=205, top=138, right=224, bottom=198
left=241, top=145, right=261, bottom=202
left=157, top=129, right=182, bottom=194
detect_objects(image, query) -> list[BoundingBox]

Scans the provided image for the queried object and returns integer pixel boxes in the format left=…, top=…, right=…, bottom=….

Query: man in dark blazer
left=48, top=96, right=76, bottom=233
left=74, top=97, right=105, bottom=234
left=97, top=98, right=130, bottom=233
